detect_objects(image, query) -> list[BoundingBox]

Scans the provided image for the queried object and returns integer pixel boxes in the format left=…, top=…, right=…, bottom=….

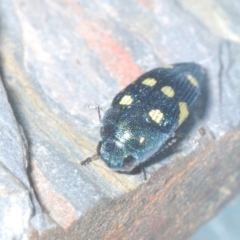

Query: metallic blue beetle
left=83, top=63, right=204, bottom=173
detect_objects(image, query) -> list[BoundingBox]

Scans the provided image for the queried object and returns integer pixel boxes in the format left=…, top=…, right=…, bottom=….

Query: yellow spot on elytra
left=186, top=74, right=199, bottom=87
left=178, top=102, right=189, bottom=126
left=162, top=65, right=173, bottom=69
left=139, top=137, right=145, bottom=144
left=149, top=109, right=164, bottom=124
left=161, top=86, right=175, bottom=98
left=119, top=95, right=133, bottom=105
left=142, top=78, right=157, bottom=87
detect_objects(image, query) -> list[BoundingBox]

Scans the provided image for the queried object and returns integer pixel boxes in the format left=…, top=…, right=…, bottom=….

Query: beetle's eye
left=123, top=156, right=136, bottom=172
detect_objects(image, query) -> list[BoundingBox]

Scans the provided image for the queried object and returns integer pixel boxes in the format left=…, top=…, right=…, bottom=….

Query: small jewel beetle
left=82, top=63, right=205, bottom=173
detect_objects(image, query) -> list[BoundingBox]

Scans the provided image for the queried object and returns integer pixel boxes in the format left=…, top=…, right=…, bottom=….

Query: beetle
left=82, top=62, right=205, bottom=174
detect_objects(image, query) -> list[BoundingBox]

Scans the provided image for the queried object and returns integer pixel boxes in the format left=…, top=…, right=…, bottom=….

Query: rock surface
left=0, top=0, right=239, bottom=239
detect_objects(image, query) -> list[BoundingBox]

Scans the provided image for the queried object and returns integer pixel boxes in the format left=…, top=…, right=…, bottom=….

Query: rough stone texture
left=0, top=0, right=239, bottom=239
left=0, top=76, right=49, bottom=239
left=39, top=130, right=240, bottom=240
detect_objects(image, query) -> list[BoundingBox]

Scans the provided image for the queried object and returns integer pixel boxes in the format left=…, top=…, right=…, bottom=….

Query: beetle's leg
left=97, top=105, right=101, bottom=122
left=85, top=104, right=102, bottom=122
left=141, top=166, right=147, bottom=182
left=175, top=132, right=199, bottom=145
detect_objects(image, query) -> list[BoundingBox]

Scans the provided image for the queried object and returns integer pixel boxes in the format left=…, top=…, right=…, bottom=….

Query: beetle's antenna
left=81, top=154, right=99, bottom=166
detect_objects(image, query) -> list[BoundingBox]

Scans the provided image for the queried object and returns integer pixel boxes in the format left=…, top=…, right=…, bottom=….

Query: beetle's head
left=98, top=140, right=138, bottom=172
